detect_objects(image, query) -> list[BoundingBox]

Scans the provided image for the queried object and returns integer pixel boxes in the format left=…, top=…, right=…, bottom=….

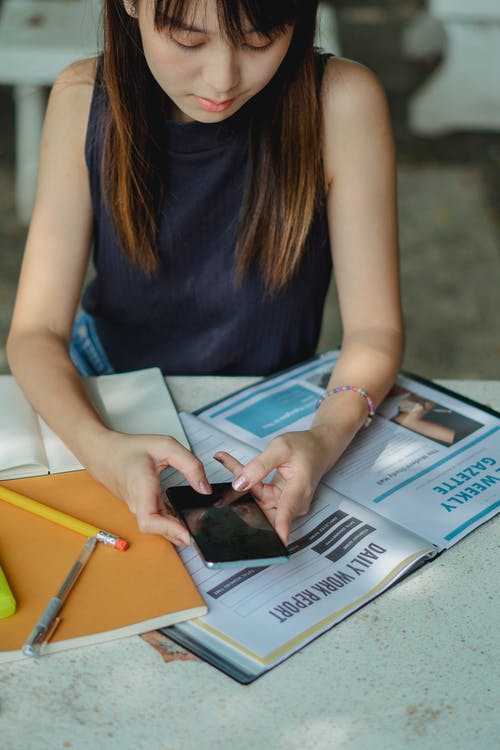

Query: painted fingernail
left=232, top=474, right=249, bottom=492
left=199, top=479, right=212, bottom=494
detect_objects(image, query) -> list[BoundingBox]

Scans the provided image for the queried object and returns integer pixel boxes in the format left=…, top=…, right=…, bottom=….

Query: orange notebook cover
left=0, top=471, right=206, bottom=662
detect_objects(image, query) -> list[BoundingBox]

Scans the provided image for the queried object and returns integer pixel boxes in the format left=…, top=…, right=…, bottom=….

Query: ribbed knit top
left=82, top=60, right=332, bottom=375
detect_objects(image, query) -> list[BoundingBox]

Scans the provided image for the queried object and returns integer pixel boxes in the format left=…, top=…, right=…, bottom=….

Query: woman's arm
left=311, top=57, right=403, bottom=452
left=8, top=60, right=102, bottom=462
left=7, top=60, right=210, bottom=544
left=393, top=412, right=455, bottom=444
left=217, top=58, right=403, bottom=543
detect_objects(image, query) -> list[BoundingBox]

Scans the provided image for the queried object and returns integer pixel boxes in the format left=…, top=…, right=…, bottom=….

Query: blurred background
left=0, top=0, right=499, bottom=378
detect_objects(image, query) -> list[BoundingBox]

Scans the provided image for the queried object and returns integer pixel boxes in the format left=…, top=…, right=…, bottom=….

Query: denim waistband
left=70, top=312, right=115, bottom=376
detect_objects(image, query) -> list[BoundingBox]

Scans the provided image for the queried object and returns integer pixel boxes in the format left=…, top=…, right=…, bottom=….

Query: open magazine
left=159, top=350, right=500, bottom=683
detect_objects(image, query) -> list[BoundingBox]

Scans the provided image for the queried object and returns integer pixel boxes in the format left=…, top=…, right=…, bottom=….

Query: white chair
left=405, top=0, right=500, bottom=134
left=316, top=1, right=342, bottom=56
left=0, top=0, right=101, bottom=223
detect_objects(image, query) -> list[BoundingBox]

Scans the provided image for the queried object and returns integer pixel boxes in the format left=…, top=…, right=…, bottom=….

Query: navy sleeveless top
left=82, top=59, right=332, bottom=375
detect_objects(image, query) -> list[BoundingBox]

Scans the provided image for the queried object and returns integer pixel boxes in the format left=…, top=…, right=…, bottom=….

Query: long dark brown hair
left=102, top=0, right=323, bottom=292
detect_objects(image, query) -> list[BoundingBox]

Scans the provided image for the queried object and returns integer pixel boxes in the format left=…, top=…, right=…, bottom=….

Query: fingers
left=215, top=446, right=314, bottom=546
left=230, top=441, right=290, bottom=492
left=153, top=438, right=212, bottom=495
left=131, top=473, right=191, bottom=545
left=214, top=451, right=267, bottom=503
left=139, top=509, right=191, bottom=547
left=136, top=505, right=190, bottom=546
left=213, top=450, right=243, bottom=477
left=119, top=433, right=318, bottom=549
left=218, top=441, right=290, bottom=512
left=274, top=504, right=293, bottom=546
left=271, top=479, right=313, bottom=545
left=98, top=433, right=212, bottom=545
left=140, top=436, right=213, bottom=540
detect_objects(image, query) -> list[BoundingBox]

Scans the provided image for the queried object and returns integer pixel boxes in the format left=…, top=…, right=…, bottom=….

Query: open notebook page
left=0, top=377, right=48, bottom=479
left=40, top=368, right=189, bottom=474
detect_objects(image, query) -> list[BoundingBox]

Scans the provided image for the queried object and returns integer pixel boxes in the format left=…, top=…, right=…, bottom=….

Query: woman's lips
left=194, top=96, right=235, bottom=112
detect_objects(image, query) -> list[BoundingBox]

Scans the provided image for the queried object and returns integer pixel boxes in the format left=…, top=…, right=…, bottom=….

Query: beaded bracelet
left=315, top=385, right=376, bottom=431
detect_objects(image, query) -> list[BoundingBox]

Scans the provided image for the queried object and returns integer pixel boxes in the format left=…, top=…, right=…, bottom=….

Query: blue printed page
left=197, top=350, right=339, bottom=448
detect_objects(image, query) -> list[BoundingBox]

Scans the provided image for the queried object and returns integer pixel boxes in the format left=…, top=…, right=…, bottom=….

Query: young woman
left=7, top=0, right=403, bottom=546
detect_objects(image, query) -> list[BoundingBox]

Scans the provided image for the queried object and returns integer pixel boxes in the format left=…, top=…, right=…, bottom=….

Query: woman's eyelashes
left=242, top=32, right=276, bottom=52
left=169, top=31, right=276, bottom=53
left=172, top=37, right=204, bottom=49
left=243, top=40, right=274, bottom=53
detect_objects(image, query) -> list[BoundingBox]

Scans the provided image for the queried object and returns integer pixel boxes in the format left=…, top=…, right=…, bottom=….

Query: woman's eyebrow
left=167, top=18, right=206, bottom=33
left=166, top=17, right=261, bottom=35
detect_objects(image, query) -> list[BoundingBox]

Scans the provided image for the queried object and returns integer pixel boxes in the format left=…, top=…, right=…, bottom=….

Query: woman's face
left=129, top=0, right=294, bottom=122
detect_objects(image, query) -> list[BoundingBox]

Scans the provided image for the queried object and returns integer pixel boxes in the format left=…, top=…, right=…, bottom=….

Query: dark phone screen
left=166, top=483, right=288, bottom=564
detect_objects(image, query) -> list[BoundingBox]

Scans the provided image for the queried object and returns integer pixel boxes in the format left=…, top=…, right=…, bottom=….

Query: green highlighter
left=0, top=561, right=16, bottom=619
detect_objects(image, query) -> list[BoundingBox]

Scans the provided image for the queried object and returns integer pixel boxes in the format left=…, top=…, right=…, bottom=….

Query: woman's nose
left=201, top=47, right=240, bottom=96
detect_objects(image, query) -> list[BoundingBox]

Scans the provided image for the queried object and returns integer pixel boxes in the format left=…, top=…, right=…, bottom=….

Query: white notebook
left=0, top=368, right=189, bottom=479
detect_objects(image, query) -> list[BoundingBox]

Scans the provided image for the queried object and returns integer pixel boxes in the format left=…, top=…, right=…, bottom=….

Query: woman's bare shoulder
left=49, top=57, right=98, bottom=117
left=320, top=56, right=390, bottom=126
left=320, top=57, right=394, bottom=183
left=43, top=57, right=99, bottom=150
left=54, top=56, right=98, bottom=88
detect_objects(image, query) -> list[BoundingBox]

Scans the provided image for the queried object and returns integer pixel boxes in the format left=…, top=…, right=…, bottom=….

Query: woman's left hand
left=214, top=428, right=340, bottom=545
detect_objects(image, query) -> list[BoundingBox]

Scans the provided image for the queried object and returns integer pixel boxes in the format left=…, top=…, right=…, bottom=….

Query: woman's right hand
left=88, top=431, right=212, bottom=545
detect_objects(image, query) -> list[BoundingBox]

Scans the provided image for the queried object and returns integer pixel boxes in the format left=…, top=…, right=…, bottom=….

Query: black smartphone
left=165, top=482, right=290, bottom=569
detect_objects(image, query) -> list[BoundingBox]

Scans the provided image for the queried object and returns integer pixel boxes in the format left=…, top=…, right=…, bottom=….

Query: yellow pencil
left=0, top=484, right=128, bottom=551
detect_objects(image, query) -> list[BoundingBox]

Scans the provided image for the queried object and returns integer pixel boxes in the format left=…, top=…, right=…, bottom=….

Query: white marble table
left=1, top=378, right=498, bottom=750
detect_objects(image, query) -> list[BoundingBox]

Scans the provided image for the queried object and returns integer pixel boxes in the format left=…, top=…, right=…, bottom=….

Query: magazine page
left=160, top=413, right=435, bottom=681
left=322, top=374, right=500, bottom=549
left=0, top=376, right=48, bottom=479
left=195, top=353, right=500, bottom=550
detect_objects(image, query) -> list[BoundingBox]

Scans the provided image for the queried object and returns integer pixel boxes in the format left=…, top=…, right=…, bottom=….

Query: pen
left=22, top=536, right=97, bottom=657
left=0, top=484, right=128, bottom=550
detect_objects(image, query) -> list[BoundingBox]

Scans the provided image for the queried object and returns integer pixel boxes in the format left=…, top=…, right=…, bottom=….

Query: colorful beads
left=315, top=385, right=375, bottom=430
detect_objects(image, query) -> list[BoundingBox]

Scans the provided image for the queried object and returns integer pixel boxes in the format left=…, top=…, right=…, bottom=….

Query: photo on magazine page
left=377, top=385, right=482, bottom=447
